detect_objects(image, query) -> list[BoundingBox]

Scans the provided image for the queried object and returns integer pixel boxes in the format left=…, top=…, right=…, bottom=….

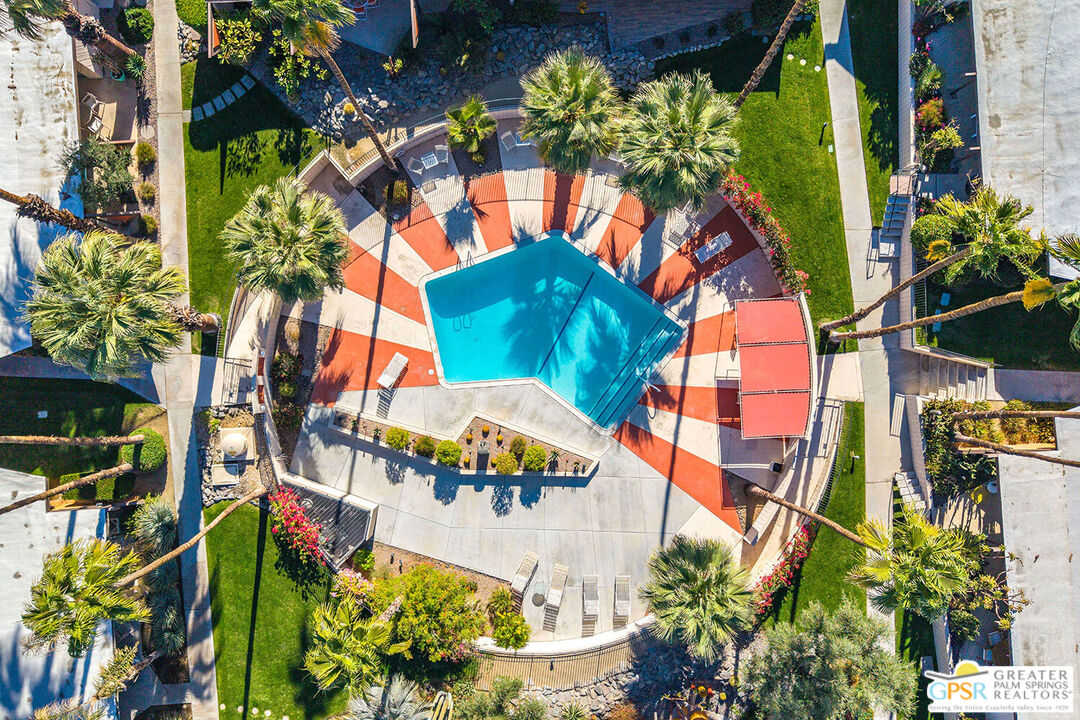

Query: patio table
left=694, top=231, right=733, bottom=263
left=420, top=151, right=439, bottom=169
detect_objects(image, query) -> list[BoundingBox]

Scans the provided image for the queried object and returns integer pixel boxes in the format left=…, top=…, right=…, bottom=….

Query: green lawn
left=0, top=378, right=157, bottom=479
left=769, top=402, right=867, bottom=625
left=656, top=22, right=854, bottom=327
left=183, top=58, right=325, bottom=352
left=204, top=502, right=347, bottom=720
left=848, top=0, right=899, bottom=225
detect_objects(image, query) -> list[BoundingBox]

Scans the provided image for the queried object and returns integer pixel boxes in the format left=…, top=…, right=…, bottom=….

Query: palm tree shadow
left=288, top=621, right=340, bottom=720
left=240, top=509, right=268, bottom=714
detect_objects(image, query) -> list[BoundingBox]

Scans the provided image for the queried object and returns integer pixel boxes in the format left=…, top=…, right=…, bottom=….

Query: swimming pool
left=423, top=234, right=683, bottom=428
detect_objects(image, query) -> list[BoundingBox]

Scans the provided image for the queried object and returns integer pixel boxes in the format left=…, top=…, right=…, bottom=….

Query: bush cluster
left=216, top=13, right=261, bottom=66
left=911, top=213, right=952, bottom=253
left=521, top=445, right=546, bottom=472
left=176, top=0, right=208, bottom=31
left=509, top=435, right=527, bottom=456
left=386, top=426, right=410, bottom=450
left=120, top=428, right=167, bottom=473
left=134, top=141, right=156, bottom=167
left=435, top=440, right=463, bottom=466
left=118, top=7, right=154, bottom=45
left=999, top=399, right=1056, bottom=445
left=138, top=182, right=156, bottom=204
left=494, top=452, right=518, bottom=475
left=138, top=214, right=157, bottom=236
left=920, top=398, right=995, bottom=498
left=413, top=435, right=437, bottom=458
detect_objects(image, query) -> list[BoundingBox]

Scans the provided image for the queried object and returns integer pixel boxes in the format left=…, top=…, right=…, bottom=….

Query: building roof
left=0, top=23, right=82, bottom=357
left=972, top=0, right=1080, bottom=280
left=997, top=409, right=1080, bottom=692
left=0, top=468, right=116, bottom=720
left=734, top=298, right=814, bottom=440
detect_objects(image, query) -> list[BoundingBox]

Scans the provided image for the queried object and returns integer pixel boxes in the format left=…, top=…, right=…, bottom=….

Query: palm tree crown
left=848, top=502, right=975, bottom=620
left=22, top=540, right=148, bottom=657
left=24, top=232, right=185, bottom=378
left=445, top=96, right=497, bottom=154
left=347, top=676, right=431, bottom=720
left=304, top=594, right=409, bottom=693
left=1, top=0, right=65, bottom=41
left=221, top=177, right=349, bottom=304
left=252, top=0, right=352, bottom=53
left=619, top=71, right=740, bottom=213
left=519, top=47, right=622, bottom=174
left=639, top=535, right=751, bottom=662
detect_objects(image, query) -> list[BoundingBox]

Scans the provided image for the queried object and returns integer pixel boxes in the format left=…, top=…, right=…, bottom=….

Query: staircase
left=917, top=354, right=988, bottom=402
left=894, top=471, right=929, bottom=513
left=881, top=193, right=910, bottom=246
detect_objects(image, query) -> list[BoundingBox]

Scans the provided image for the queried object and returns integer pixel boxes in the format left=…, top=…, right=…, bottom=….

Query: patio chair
left=406, top=157, right=425, bottom=176
left=613, top=575, right=631, bottom=628
left=82, top=91, right=103, bottom=116
left=543, top=563, right=568, bottom=632
left=500, top=131, right=516, bottom=152
left=509, top=551, right=539, bottom=599
left=376, top=352, right=408, bottom=390
left=988, top=631, right=1003, bottom=646
left=581, top=575, right=599, bottom=636
left=85, top=115, right=104, bottom=136
left=434, top=144, right=450, bottom=165
left=514, top=132, right=536, bottom=148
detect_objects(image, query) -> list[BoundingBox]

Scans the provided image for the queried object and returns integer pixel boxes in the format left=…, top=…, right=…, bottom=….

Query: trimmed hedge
left=521, top=445, right=546, bottom=472
left=413, top=435, right=437, bottom=458
left=120, top=428, right=167, bottom=473
left=435, top=440, right=462, bottom=466
left=60, top=471, right=135, bottom=502
left=386, top=427, right=410, bottom=450
left=61, top=472, right=82, bottom=500
left=911, top=214, right=952, bottom=254
left=494, top=452, right=518, bottom=475
left=118, top=7, right=154, bottom=44
left=509, top=435, right=527, bottom=456
left=177, top=0, right=208, bottom=31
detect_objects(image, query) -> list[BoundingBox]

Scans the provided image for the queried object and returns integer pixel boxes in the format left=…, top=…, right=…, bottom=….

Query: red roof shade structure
left=734, top=298, right=813, bottom=439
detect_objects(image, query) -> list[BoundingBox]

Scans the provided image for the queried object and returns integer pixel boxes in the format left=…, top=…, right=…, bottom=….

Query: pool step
left=590, top=322, right=681, bottom=428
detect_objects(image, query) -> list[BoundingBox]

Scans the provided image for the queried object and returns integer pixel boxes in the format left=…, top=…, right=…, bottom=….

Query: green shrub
left=494, top=452, right=518, bottom=475
left=60, top=472, right=81, bottom=500
left=916, top=97, right=944, bottom=131
left=60, top=137, right=134, bottom=208
left=436, top=440, right=463, bottom=466
left=386, top=427, right=410, bottom=450
left=354, top=548, right=375, bottom=572
left=911, top=214, right=952, bottom=254
left=120, top=428, right=167, bottom=473
left=521, top=445, right=546, bottom=472
left=177, top=0, right=208, bottom=31
left=277, top=380, right=296, bottom=399
left=492, top=611, right=531, bottom=650
left=78, top=483, right=97, bottom=501
left=272, top=401, right=304, bottom=433
left=387, top=179, right=409, bottom=205
left=118, top=7, right=154, bottom=44
left=752, top=0, right=789, bottom=28
left=509, top=435, right=527, bottom=456
left=138, top=214, right=158, bottom=236
left=125, top=54, right=147, bottom=81
left=413, top=435, right=437, bottom=457
left=216, top=14, right=261, bottom=65
left=135, top=141, right=156, bottom=167
left=138, top=182, right=156, bottom=204
left=95, top=474, right=116, bottom=501
left=920, top=398, right=995, bottom=497
left=486, top=586, right=514, bottom=621
left=915, top=63, right=943, bottom=103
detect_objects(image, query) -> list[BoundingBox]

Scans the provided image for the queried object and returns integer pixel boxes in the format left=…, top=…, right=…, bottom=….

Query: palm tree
left=618, top=71, right=740, bottom=213
left=734, top=0, right=809, bottom=109
left=445, top=96, right=497, bottom=156
left=220, top=178, right=349, bottom=304
left=848, top=502, right=974, bottom=620
left=346, top=676, right=431, bottom=720
left=0, top=187, right=102, bottom=234
left=0, top=464, right=133, bottom=517
left=639, top=535, right=751, bottom=662
left=22, top=540, right=148, bottom=657
left=304, top=594, right=410, bottom=693
left=1, top=0, right=135, bottom=61
left=746, top=484, right=868, bottom=546
left=952, top=432, right=1080, bottom=469
left=0, top=434, right=143, bottom=446
left=821, top=186, right=1042, bottom=333
left=252, top=0, right=396, bottom=173
left=23, top=232, right=218, bottom=379
left=519, top=47, right=622, bottom=174
left=129, top=494, right=177, bottom=557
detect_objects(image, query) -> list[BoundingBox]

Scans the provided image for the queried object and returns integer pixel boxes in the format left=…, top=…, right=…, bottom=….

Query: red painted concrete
left=542, top=171, right=585, bottom=233
left=614, top=422, right=741, bottom=530
left=638, top=205, right=760, bottom=304
left=594, top=193, right=655, bottom=268
left=342, top=247, right=426, bottom=325
left=638, top=384, right=719, bottom=424
left=670, top=310, right=737, bottom=359
left=392, top=203, right=459, bottom=271
left=311, top=326, right=438, bottom=406
left=466, top=172, right=514, bottom=251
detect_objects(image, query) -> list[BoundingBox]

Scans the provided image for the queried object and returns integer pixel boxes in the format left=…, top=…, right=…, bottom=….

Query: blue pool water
left=424, top=234, right=682, bottom=428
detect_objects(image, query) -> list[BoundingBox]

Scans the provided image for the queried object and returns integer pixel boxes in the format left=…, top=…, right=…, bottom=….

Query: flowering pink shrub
left=751, top=523, right=815, bottom=618
left=269, top=488, right=324, bottom=567
left=721, top=172, right=809, bottom=295
left=331, top=568, right=374, bottom=605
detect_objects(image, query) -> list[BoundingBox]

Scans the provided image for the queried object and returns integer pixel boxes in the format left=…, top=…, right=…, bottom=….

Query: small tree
left=492, top=611, right=531, bottom=650
left=58, top=137, right=134, bottom=208
left=446, top=95, right=497, bottom=159
left=304, top=594, right=409, bottom=692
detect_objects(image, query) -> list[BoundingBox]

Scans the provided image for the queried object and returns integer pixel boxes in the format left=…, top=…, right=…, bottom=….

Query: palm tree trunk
left=64, top=1, right=134, bottom=60
left=734, top=0, right=810, bottom=109
left=0, top=434, right=143, bottom=446
left=116, top=486, right=267, bottom=587
left=820, top=246, right=971, bottom=332
left=952, top=410, right=1080, bottom=421
left=315, top=48, right=397, bottom=174
left=0, top=463, right=132, bottom=517
left=90, top=650, right=161, bottom=704
left=953, top=433, right=1080, bottom=469
left=829, top=282, right=1069, bottom=343
left=746, top=484, right=868, bottom=547
left=0, top=187, right=104, bottom=234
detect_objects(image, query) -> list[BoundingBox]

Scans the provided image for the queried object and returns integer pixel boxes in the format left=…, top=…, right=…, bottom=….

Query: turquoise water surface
left=424, top=235, right=682, bottom=428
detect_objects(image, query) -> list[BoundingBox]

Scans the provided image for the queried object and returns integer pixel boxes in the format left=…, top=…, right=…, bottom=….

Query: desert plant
left=304, top=595, right=408, bottom=692
left=119, top=428, right=167, bottom=473
left=509, top=435, right=527, bottom=456
left=125, top=53, right=146, bottom=80
left=386, top=427, right=410, bottom=450
left=382, top=56, right=404, bottom=79
left=521, top=445, right=546, bottom=472
left=435, top=440, right=462, bottom=466
left=134, top=141, right=156, bottom=167
left=117, top=7, right=153, bottom=44
left=494, top=453, right=518, bottom=475
left=560, top=705, right=586, bottom=720
left=486, top=586, right=514, bottom=620
left=129, top=494, right=177, bottom=557
left=137, top=183, right=155, bottom=204
left=919, top=122, right=963, bottom=168
left=915, top=62, right=943, bottom=103
left=346, top=675, right=431, bottom=720
left=216, top=13, right=261, bottom=65
left=413, top=435, right=437, bottom=458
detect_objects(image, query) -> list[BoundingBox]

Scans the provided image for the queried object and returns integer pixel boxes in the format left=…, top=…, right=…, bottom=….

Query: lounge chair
left=582, top=575, right=599, bottom=618
left=543, top=564, right=568, bottom=631
left=434, top=145, right=450, bottom=165
left=376, top=352, right=408, bottom=390
left=509, top=551, right=539, bottom=599
left=614, top=575, right=631, bottom=627
left=85, top=115, right=104, bottom=136
left=515, top=132, right=536, bottom=148
left=500, top=131, right=516, bottom=152
left=694, top=231, right=733, bottom=264
left=407, top=157, right=425, bottom=176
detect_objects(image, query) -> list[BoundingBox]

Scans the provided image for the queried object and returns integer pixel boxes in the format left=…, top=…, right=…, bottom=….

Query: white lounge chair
left=614, top=575, right=631, bottom=627
left=509, top=551, right=539, bottom=598
left=407, top=157, right=425, bottom=175
left=582, top=575, right=599, bottom=618
left=376, top=352, right=408, bottom=390
left=543, top=564, right=568, bottom=631
left=500, top=131, right=516, bottom=152
left=694, top=231, right=733, bottom=264
left=515, top=132, right=536, bottom=148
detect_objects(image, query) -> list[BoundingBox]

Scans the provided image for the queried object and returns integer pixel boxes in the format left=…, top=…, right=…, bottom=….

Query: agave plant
left=129, top=495, right=177, bottom=558
left=346, top=675, right=431, bottom=719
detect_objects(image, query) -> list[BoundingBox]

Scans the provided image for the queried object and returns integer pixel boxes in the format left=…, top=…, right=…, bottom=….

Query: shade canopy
left=734, top=298, right=813, bottom=439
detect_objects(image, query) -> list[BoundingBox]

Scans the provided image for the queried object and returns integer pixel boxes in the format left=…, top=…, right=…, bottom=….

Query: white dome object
left=222, top=432, right=248, bottom=458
